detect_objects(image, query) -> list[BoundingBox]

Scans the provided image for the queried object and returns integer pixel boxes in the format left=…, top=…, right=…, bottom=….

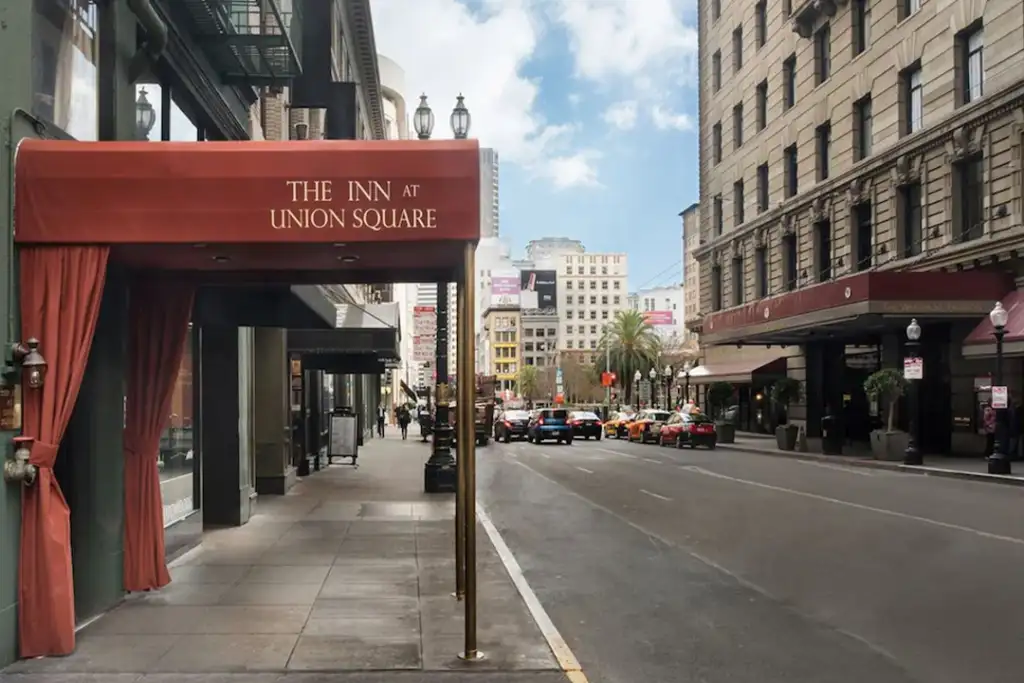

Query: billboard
left=489, top=269, right=521, bottom=307
left=644, top=310, right=675, bottom=326
left=520, top=269, right=558, bottom=310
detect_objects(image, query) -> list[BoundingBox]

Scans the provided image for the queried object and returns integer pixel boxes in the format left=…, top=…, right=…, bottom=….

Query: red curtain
left=18, top=246, right=109, bottom=658
left=123, top=280, right=195, bottom=592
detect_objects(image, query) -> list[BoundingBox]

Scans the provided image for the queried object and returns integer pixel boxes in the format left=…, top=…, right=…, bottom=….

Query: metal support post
left=904, top=337, right=922, bottom=466
left=425, top=282, right=457, bottom=492
left=458, top=243, right=484, bottom=662
left=454, top=272, right=468, bottom=600
left=989, top=328, right=1012, bottom=475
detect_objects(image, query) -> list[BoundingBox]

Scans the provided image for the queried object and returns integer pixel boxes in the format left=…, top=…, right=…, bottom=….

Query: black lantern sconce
left=4, top=338, right=48, bottom=389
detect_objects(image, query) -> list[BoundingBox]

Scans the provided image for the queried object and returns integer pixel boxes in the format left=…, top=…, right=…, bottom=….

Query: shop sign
left=992, top=386, right=1008, bottom=409
left=902, top=357, right=923, bottom=380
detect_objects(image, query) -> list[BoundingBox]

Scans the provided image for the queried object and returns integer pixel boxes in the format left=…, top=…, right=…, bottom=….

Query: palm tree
left=517, top=365, right=540, bottom=408
left=599, top=310, right=660, bottom=405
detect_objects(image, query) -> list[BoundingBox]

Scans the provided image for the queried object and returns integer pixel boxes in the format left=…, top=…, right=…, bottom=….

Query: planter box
left=776, top=424, right=799, bottom=451
left=870, top=430, right=909, bottom=461
left=716, top=422, right=736, bottom=443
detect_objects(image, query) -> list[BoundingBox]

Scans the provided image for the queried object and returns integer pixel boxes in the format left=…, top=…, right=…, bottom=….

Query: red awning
left=14, top=139, right=480, bottom=274
left=687, top=355, right=787, bottom=384
left=962, top=290, right=1024, bottom=358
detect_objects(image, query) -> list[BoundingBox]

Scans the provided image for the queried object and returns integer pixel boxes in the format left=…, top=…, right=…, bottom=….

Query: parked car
left=604, top=411, right=636, bottom=439
left=569, top=411, right=603, bottom=440
left=627, top=409, right=674, bottom=444
left=527, top=408, right=574, bottom=444
left=494, top=409, right=531, bottom=442
left=659, top=411, right=717, bottom=449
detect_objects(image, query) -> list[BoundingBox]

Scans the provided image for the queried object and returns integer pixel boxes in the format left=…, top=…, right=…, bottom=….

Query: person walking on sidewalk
left=377, top=404, right=386, bottom=438
left=397, top=404, right=411, bottom=440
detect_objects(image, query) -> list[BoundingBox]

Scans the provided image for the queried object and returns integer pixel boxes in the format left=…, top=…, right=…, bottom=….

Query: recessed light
left=333, top=243, right=347, bottom=248
left=338, top=255, right=358, bottom=263
left=193, top=243, right=207, bottom=248
left=213, top=255, right=230, bottom=263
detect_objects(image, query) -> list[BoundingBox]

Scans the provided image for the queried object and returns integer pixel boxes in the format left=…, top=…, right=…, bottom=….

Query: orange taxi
left=626, top=409, right=674, bottom=444
left=604, top=410, right=636, bottom=439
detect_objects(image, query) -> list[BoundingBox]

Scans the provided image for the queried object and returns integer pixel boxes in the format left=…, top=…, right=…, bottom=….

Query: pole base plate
left=458, top=650, right=486, bottom=662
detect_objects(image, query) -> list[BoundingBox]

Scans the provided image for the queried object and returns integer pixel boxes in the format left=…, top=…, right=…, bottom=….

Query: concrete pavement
left=479, top=436, right=1024, bottom=683
left=1, top=433, right=565, bottom=682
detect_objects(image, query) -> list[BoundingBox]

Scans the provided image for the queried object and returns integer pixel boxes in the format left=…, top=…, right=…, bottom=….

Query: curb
left=716, top=442, right=1024, bottom=488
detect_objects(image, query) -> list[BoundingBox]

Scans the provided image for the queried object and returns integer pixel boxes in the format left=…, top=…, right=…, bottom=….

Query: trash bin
left=821, top=414, right=844, bottom=455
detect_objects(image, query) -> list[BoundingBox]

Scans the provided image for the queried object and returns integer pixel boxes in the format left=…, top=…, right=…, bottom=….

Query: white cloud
left=651, top=105, right=695, bottom=131
left=371, top=0, right=600, bottom=189
left=602, top=100, right=638, bottom=130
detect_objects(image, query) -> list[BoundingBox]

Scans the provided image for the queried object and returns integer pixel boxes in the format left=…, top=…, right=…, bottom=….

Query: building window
left=757, top=163, right=769, bottom=213
left=957, top=25, right=984, bottom=106
left=853, top=203, right=873, bottom=270
left=814, top=220, right=832, bottom=281
left=33, top=0, right=101, bottom=140
left=159, top=329, right=196, bottom=526
left=713, top=194, right=724, bottom=236
left=815, top=121, right=831, bottom=181
left=899, top=182, right=923, bottom=257
left=711, top=265, right=723, bottom=311
left=732, top=256, right=744, bottom=306
left=755, top=246, right=768, bottom=298
left=755, top=80, right=768, bottom=131
left=783, top=234, right=798, bottom=291
left=784, top=144, right=798, bottom=198
left=955, top=155, right=985, bottom=242
left=782, top=55, right=797, bottom=110
left=733, top=26, right=743, bottom=72
left=852, top=0, right=871, bottom=56
left=733, top=103, right=744, bottom=149
left=899, top=0, right=921, bottom=21
left=712, top=0, right=721, bottom=21
left=755, top=1, right=767, bottom=48
left=814, top=24, right=831, bottom=85
left=713, top=122, right=722, bottom=164
left=712, top=51, right=722, bottom=92
left=784, top=0, right=792, bottom=16
left=900, top=64, right=923, bottom=136
left=853, top=95, right=872, bottom=161
left=734, top=179, right=745, bottom=226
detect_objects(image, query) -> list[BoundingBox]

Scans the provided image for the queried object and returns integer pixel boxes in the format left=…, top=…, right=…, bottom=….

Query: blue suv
left=527, top=408, right=574, bottom=445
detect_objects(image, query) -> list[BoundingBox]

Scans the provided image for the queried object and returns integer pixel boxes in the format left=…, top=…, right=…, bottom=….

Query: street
left=477, top=435, right=1024, bottom=683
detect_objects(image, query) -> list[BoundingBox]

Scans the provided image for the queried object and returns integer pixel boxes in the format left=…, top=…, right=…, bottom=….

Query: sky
left=371, top=0, right=699, bottom=291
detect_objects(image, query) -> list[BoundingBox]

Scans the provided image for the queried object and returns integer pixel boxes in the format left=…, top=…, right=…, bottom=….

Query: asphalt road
left=476, top=434, right=1024, bottom=683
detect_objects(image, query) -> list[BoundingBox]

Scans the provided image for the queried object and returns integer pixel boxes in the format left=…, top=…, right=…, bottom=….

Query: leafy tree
left=517, top=365, right=541, bottom=407
left=561, top=354, right=603, bottom=404
left=597, top=310, right=660, bottom=405
left=863, top=368, right=907, bottom=433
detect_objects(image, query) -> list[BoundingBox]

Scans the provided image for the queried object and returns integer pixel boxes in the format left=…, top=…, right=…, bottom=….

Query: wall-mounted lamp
left=3, top=436, right=37, bottom=486
left=5, top=339, right=48, bottom=389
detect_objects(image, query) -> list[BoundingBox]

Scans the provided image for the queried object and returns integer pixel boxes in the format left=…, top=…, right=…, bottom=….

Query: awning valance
left=962, top=290, right=1024, bottom=358
left=687, top=355, right=787, bottom=385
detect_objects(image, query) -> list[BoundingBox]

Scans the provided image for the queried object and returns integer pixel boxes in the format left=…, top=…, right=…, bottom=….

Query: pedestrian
left=398, top=404, right=411, bottom=440
left=377, top=404, right=386, bottom=438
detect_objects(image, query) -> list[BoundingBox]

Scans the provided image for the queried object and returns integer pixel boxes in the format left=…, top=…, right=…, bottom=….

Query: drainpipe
left=126, top=0, right=169, bottom=83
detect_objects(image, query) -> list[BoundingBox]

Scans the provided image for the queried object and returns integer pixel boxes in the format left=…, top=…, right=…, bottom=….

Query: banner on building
left=489, top=269, right=521, bottom=307
left=413, top=306, right=437, bottom=362
left=643, top=310, right=675, bottom=326
left=520, top=269, right=558, bottom=310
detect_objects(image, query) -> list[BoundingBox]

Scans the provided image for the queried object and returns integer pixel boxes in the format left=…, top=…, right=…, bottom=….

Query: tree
left=864, top=369, right=907, bottom=433
left=561, top=354, right=602, bottom=404
left=598, top=310, right=661, bottom=405
left=517, top=365, right=542, bottom=407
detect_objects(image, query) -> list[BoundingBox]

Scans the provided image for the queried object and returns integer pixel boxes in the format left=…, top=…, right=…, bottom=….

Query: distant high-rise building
left=480, top=148, right=499, bottom=238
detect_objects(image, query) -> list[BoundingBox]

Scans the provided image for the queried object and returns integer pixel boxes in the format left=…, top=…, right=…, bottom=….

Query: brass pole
left=454, top=267, right=468, bottom=600
left=458, top=242, right=484, bottom=662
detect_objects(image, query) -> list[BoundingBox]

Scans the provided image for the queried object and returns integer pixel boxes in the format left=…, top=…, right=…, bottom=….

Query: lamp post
left=663, top=365, right=673, bottom=409
left=988, top=301, right=1012, bottom=475
left=904, top=319, right=923, bottom=466
left=136, top=87, right=156, bottom=140
left=413, top=94, right=435, bottom=140
left=679, top=360, right=693, bottom=405
left=450, top=94, right=472, bottom=139
left=634, top=370, right=642, bottom=412
left=648, top=367, right=657, bottom=408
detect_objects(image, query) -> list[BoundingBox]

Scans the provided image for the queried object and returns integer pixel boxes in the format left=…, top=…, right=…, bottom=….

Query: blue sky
left=372, top=0, right=699, bottom=290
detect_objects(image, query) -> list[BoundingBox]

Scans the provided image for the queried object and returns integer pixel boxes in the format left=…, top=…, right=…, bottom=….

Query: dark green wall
left=0, top=0, right=34, bottom=669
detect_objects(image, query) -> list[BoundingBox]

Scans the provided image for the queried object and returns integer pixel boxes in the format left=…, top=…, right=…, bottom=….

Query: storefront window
left=159, top=326, right=196, bottom=526
left=134, top=83, right=200, bottom=141
left=32, top=0, right=99, bottom=139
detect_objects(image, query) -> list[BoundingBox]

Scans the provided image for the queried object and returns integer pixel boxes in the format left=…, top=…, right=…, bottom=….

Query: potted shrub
left=707, top=381, right=736, bottom=443
left=863, top=368, right=908, bottom=461
left=770, top=377, right=802, bottom=451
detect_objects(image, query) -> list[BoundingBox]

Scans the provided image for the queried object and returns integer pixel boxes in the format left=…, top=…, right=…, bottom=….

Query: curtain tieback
left=26, top=440, right=58, bottom=467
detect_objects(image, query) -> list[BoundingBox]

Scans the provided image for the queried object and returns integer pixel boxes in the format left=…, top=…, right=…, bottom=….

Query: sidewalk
left=720, top=433, right=1024, bottom=486
left=1, top=432, right=566, bottom=682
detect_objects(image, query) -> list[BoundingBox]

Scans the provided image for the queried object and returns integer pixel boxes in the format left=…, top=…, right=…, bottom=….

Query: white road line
left=794, top=459, right=875, bottom=476
left=539, top=452, right=551, bottom=459
left=477, top=504, right=588, bottom=681
left=681, top=465, right=1024, bottom=546
left=575, top=466, right=595, bottom=474
left=640, top=489, right=672, bottom=502
left=597, top=447, right=636, bottom=459
left=642, top=457, right=663, bottom=464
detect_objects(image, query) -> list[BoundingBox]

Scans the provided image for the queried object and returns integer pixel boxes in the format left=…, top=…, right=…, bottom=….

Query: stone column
left=254, top=328, right=294, bottom=494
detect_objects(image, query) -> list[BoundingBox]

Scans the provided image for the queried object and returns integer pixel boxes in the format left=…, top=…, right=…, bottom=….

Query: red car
left=658, top=411, right=717, bottom=449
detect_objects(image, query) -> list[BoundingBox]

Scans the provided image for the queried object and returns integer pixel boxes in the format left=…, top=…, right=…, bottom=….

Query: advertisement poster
left=520, top=269, right=558, bottom=310
left=490, top=269, right=521, bottom=307
left=643, top=310, right=674, bottom=326
left=413, top=306, right=437, bottom=362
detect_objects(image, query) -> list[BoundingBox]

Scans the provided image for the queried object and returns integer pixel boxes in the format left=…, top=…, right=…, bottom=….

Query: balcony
left=790, top=0, right=847, bottom=38
left=179, top=0, right=303, bottom=87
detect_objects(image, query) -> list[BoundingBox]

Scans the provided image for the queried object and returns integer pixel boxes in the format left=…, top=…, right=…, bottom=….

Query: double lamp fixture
left=3, top=338, right=49, bottom=487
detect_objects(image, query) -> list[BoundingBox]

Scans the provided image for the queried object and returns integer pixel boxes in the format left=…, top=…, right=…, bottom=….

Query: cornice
left=694, top=83, right=1024, bottom=263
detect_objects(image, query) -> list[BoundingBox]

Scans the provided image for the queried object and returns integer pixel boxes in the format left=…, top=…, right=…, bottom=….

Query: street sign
left=413, top=306, right=437, bottom=362
left=992, top=385, right=1008, bottom=409
left=903, top=357, right=923, bottom=380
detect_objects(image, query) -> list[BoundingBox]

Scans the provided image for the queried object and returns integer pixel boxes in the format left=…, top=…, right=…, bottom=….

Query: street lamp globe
left=648, top=368, right=657, bottom=381
left=136, top=87, right=156, bottom=140
left=663, top=365, right=672, bottom=378
left=990, top=301, right=1009, bottom=329
left=676, top=368, right=686, bottom=380
left=413, top=94, right=435, bottom=140
left=633, top=370, right=642, bottom=382
left=906, top=318, right=921, bottom=341
left=450, top=94, right=471, bottom=139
